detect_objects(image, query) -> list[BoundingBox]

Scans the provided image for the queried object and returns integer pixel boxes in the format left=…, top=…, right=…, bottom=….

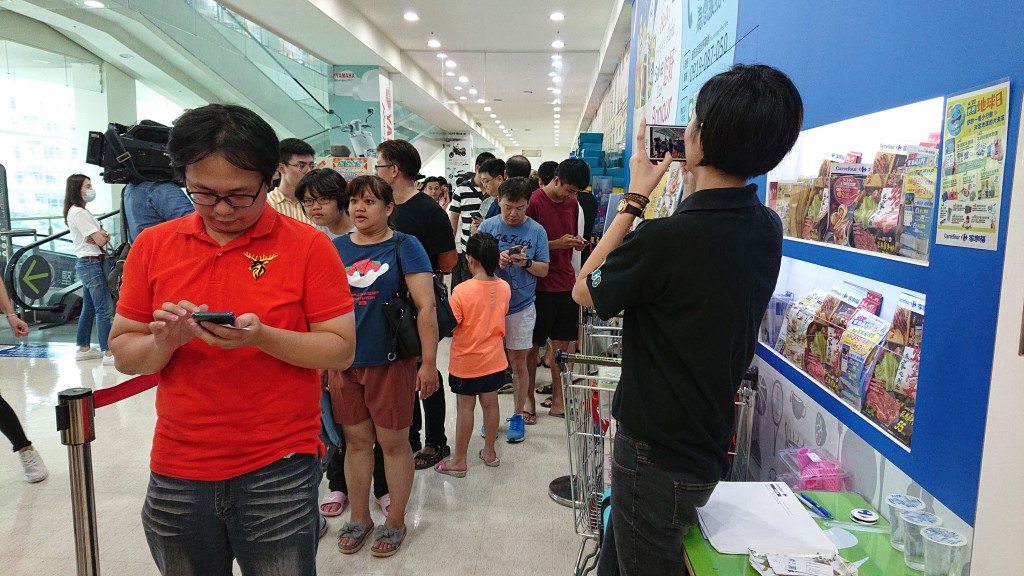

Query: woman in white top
left=63, top=174, right=114, bottom=365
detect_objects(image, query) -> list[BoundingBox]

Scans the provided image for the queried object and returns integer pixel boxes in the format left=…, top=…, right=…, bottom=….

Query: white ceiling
left=226, top=0, right=631, bottom=151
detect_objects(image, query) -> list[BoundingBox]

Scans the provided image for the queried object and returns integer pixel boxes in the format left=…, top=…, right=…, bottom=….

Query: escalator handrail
left=4, top=210, right=122, bottom=313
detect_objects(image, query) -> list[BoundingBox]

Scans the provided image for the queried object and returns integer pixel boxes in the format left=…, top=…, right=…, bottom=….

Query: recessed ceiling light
left=551, top=39, right=564, bottom=49
left=552, top=99, right=561, bottom=104
left=551, top=54, right=562, bottom=60
left=477, top=98, right=486, bottom=104
left=552, top=88, right=561, bottom=94
left=550, top=12, right=565, bottom=21
left=445, top=60, right=457, bottom=68
left=446, top=71, right=455, bottom=77
left=494, top=120, right=500, bottom=124
left=436, top=52, right=447, bottom=59
left=458, top=75, right=468, bottom=83
left=552, top=60, right=562, bottom=69
left=459, top=96, right=467, bottom=100
left=447, top=100, right=457, bottom=104
left=454, top=85, right=463, bottom=91
left=428, top=38, right=441, bottom=48
left=499, top=125, right=506, bottom=129
left=549, top=72, right=557, bottom=77
left=489, top=113, right=497, bottom=118
left=468, top=88, right=478, bottom=95
left=84, top=0, right=104, bottom=7
left=404, top=11, right=419, bottom=21
left=554, top=114, right=560, bottom=118
left=552, top=76, right=562, bottom=83
left=546, top=87, right=554, bottom=91
left=553, top=107, right=561, bottom=112
left=554, top=120, right=560, bottom=124
left=484, top=106, right=492, bottom=112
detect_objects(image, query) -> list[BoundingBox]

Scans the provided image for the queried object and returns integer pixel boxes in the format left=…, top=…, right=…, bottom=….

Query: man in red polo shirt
left=109, top=104, right=356, bottom=576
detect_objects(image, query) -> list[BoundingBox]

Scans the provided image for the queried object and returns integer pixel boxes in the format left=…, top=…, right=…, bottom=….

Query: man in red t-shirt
left=109, top=104, right=356, bottom=575
left=526, top=158, right=590, bottom=417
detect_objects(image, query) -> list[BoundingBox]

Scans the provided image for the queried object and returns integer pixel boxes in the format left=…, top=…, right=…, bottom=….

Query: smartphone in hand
left=508, top=245, right=524, bottom=255
left=191, top=311, right=236, bottom=325
left=647, top=124, right=687, bottom=161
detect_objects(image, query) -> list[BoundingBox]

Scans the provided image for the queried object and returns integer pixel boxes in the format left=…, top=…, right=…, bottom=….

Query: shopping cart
left=556, top=349, right=622, bottom=576
left=727, top=366, right=760, bottom=481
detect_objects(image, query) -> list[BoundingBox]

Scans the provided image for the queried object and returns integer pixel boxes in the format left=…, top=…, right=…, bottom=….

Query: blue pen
left=798, top=492, right=834, bottom=520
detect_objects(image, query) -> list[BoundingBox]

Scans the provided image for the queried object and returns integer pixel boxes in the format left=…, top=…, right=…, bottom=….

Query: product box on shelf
left=777, top=447, right=849, bottom=492
left=826, top=171, right=868, bottom=246
left=863, top=172, right=905, bottom=254
left=837, top=310, right=891, bottom=408
left=805, top=283, right=882, bottom=393
left=862, top=292, right=925, bottom=447
left=775, top=289, right=829, bottom=365
left=899, top=147, right=939, bottom=261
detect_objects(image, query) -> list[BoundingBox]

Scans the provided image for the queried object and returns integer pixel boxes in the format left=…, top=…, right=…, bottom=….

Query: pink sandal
left=434, top=459, right=467, bottom=478
left=319, top=491, right=347, bottom=517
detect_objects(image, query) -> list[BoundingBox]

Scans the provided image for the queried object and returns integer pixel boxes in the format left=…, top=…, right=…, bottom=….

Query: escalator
left=3, top=210, right=123, bottom=330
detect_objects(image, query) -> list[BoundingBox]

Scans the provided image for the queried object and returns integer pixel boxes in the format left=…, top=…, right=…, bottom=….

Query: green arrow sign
left=19, top=255, right=52, bottom=300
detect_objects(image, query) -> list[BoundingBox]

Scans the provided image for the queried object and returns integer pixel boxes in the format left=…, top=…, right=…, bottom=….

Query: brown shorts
left=328, top=359, right=417, bottom=430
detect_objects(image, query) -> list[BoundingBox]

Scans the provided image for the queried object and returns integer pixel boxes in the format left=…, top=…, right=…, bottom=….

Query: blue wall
left=736, top=1, right=1023, bottom=525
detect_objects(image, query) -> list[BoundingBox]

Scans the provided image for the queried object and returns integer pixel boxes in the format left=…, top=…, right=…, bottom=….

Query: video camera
left=85, top=120, right=176, bottom=184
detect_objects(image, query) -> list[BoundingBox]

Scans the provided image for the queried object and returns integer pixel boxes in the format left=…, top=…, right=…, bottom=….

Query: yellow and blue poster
left=678, top=0, right=740, bottom=125
left=936, top=81, right=1009, bottom=251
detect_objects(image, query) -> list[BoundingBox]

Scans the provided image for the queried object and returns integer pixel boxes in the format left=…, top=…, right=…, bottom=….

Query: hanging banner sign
left=936, top=80, right=1009, bottom=250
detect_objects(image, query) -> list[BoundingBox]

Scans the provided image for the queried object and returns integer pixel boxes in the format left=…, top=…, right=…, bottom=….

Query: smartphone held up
left=647, top=124, right=686, bottom=162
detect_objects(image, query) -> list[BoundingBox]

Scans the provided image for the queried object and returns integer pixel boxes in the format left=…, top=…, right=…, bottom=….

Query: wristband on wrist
left=622, top=192, right=651, bottom=208
left=5, top=313, right=17, bottom=318
left=524, top=258, right=533, bottom=269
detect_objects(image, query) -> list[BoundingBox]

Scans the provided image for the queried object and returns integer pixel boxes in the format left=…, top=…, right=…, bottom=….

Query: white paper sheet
left=697, top=482, right=839, bottom=556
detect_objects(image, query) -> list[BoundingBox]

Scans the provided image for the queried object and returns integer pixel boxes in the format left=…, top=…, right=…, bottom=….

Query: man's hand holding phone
left=190, top=310, right=263, bottom=350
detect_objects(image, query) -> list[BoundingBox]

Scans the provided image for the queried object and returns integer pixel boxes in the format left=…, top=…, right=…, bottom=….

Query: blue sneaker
left=506, top=414, right=525, bottom=443
left=480, top=423, right=486, bottom=438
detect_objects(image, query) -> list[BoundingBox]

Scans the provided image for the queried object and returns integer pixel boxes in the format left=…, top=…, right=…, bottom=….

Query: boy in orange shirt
left=436, top=233, right=511, bottom=476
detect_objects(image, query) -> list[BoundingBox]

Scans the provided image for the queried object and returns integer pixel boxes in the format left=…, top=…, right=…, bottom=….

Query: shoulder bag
left=382, top=234, right=458, bottom=361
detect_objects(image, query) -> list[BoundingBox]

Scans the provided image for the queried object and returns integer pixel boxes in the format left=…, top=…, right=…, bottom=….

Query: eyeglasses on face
left=286, top=162, right=314, bottom=171
left=186, top=185, right=264, bottom=208
left=300, top=196, right=335, bottom=207
left=374, top=163, right=394, bottom=171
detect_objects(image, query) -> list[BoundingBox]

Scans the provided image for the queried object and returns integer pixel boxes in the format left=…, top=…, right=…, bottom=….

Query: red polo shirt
left=118, top=208, right=353, bottom=481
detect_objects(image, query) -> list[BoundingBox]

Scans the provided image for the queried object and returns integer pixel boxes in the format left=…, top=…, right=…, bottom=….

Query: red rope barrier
left=93, top=373, right=159, bottom=408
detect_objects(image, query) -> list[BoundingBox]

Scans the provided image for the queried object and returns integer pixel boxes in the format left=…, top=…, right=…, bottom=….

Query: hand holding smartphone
left=507, top=245, right=524, bottom=255
left=191, top=311, right=236, bottom=325
left=647, top=124, right=687, bottom=161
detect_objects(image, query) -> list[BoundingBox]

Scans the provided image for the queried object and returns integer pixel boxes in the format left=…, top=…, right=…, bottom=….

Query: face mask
left=83, top=190, right=96, bottom=202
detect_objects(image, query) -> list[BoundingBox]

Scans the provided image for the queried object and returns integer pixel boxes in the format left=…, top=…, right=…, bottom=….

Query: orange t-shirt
left=448, top=278, right=510, bottom=378
left=117, top=208, right=353, bottom=481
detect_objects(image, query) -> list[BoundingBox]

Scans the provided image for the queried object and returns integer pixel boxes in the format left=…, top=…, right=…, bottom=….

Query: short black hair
left=506, top=155, right=531, bottom=179
left=422, top=176, right=440, bottom=186
left=537, top=161, right=558, bottom=186
left=437, top=176, right=449, bottom=188
left=480, top=158, right=506, bottom=178
left=466, top=232, right=500, bottom=276
left=279, top=138, right=315, bottom=164
left=555, top=158, right=590, bottom=190
left=497, top=176, right=534, bottom=203
left=377, top=139, right=421, bottom=180
left=168, top=104, right=279, bottom=187
left=475, top=152, right=496, bottom=170
left=295, top=168, right=348, bottom=213
left=694, top=64, right=804, bottom=179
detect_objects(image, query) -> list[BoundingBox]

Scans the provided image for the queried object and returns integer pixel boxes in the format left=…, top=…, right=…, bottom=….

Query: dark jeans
left=325, top=432, right=389, bottom=500
left=409, top=369, right=447, bottom=451
left=0, top=393, right=31, bottom=452
left=597, top=431, right=718, bottom=576
left=142, top=454, right=321, bottom=576
left=450, top=252, right=471, bottom=291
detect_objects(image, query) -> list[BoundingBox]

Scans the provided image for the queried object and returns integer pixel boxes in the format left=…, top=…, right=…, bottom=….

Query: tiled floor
left=0, top=339, right=588, bottom=575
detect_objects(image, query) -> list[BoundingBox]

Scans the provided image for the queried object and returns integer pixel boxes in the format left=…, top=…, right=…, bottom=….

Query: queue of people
left=11, top=62, right=803, bottom=576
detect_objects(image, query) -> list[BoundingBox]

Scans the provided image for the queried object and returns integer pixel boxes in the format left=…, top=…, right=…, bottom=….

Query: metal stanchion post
left=56, top=388, right=101, bottom=576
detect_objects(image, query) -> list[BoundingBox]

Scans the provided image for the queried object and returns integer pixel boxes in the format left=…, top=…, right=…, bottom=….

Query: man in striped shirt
left=268, top=138, right=317, bottom=225
left=448, top=152, right=495, bottom=289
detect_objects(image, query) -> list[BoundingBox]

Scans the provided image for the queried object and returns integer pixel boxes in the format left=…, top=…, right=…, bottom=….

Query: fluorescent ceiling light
left=404, top=11, right=419, bottom=21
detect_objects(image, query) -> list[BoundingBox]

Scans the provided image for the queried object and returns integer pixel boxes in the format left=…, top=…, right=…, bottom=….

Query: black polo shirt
left=588, top=185, right=782, bottom=481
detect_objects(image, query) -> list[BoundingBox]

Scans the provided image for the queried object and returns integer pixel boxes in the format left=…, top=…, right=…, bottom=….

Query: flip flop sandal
left=434, top=459, right=467, bottom=478
left=337, top=521, right=374, bottom=554
left=535, top=384, right=553, bottom=395
left=522, top=411, right=538, bottom=425
left=478, top=449, right=500, bottom=467
left=540, top=397, right=553, bottom=409
left=548, top=410, right=565, bottom=418
left=413, top=445, right=450, bottom=470
left=370, top=525, right=408, bottom=558
left=319, top=491, right=347, bottom=517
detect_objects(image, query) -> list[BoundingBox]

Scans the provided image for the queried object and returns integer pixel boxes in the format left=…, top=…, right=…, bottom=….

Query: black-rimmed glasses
left=300, top=196, right=335, bottom=207
left=374, top=163, right=394, bottom=170
left=186, top=187, right=264, bottom=207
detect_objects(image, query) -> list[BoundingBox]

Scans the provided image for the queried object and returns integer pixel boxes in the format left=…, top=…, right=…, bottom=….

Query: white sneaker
left=102, top=353, right=115, bottom=366
left=19, top=448, right=48, bottom=483
left=75, top=349, right=103, bottom=361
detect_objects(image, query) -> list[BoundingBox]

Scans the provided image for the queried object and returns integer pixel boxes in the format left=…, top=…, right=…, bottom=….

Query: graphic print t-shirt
left=477, top=216, right=550, bottom=314
left=334, top=231, right=432, bottom=367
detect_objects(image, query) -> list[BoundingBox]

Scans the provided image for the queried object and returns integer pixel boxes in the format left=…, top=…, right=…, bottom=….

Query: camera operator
left=123, top=179, right=194, bottom=243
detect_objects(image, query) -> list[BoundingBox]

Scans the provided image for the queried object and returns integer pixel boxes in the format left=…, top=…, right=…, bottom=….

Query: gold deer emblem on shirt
left=244, top=252, right=278, bottom=280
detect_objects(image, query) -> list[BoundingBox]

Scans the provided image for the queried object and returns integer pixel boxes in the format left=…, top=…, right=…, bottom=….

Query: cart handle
left=555, top=350, right=623, bottom=369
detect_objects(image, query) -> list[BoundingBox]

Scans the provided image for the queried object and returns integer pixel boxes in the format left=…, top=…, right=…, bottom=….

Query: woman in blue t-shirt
left=328, top=175, right=438, bottom=558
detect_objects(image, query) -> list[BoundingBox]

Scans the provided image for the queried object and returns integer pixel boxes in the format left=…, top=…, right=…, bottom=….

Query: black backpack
left=106, top=240, right=131, bottom=304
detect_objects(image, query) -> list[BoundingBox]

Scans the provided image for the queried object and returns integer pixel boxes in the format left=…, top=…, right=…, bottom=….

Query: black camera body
left=86, top=121, right=175, bottom=184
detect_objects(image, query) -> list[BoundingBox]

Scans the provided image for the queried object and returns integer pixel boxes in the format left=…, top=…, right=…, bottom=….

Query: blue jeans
left=142, top=455, right=321, bottom=576
left=75, top=257, right=112, bottom=350
left=597, top=431, right=718, bottom=576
